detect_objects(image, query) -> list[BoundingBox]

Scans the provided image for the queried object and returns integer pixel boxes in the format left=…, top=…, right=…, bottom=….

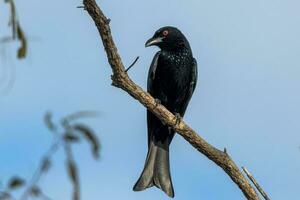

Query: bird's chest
left=153, top=53, right=191, bottom=98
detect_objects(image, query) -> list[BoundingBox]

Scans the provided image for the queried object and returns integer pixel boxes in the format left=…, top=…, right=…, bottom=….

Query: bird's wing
left=147, top=51, right=163, bottom=147
left=191, top=58, right=198, bottom=95
left=147, top=51, right=161, bottom=93
left=178, top=58, right=198, bottom=115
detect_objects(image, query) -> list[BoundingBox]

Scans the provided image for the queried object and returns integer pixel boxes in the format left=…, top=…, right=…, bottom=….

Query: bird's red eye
left=162, top=30, right=169, bottom=36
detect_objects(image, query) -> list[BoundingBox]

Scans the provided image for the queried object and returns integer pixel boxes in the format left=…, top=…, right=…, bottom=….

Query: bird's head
left=145, top=26, right=190, bottom=51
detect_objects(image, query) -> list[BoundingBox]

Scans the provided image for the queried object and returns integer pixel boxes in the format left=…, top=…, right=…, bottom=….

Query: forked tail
left=133, top=142, right=174, bottom=198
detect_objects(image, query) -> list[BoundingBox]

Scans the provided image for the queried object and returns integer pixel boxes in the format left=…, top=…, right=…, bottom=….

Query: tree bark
left=82, top=0, right=260, bottom=199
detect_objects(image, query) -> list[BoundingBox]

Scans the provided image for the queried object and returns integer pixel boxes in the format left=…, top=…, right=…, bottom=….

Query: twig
left=242, top=167, right=270, bottom=200
left=125, top=56, right=139, bottom=72
left=77, top=5, right=86, bottom=10
left=62, top=110, right=101, bottom=123
left=82, top=0, right=269, bottom=199
left=20, top=138, right=61, bottom=200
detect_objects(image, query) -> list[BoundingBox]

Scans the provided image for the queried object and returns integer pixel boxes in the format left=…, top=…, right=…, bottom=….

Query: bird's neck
left=163, top=38, right=192, bottom=55
left=163, top=46, right=192, bottom=57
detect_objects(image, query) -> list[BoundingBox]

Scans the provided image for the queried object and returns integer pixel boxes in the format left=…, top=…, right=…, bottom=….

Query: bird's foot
left=173, top=113, right=182, bottom=126
left=153, top=98, right=161, bottom=109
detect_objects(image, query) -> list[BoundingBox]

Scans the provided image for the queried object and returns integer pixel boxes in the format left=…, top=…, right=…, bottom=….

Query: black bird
left=133, top=26, right=198, bottom=197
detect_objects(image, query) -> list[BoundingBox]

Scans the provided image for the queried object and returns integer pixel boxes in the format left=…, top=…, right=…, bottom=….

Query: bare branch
left=81, top=0, right=268, bottom=199
left=242, top=167, right=270, bottom=200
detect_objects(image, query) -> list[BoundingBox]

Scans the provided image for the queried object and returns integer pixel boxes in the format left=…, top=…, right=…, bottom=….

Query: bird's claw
left=174, top=113, right=182, bottom=126
left=154, top=98, right=161, bottom=108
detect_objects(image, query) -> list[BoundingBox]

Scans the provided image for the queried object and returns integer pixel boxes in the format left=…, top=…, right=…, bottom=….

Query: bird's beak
left=145, top=37, right=164, bottom=47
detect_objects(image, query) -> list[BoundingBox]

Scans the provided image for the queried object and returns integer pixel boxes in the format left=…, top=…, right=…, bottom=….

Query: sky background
left=1, top=0, right=300, bottom=199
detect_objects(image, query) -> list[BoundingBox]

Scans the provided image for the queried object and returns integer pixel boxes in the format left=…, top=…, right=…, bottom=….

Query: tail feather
left=133, top=142, right=174, bottom=198
left=153, top=147, right=174, bottom=197
left=133, top=143, right=157, bottom=191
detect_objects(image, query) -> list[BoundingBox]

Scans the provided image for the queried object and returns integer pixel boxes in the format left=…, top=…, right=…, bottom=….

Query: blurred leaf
left=29, top=186, right=41, bottom=197
left=66, top=160, right=80, bottom=200
left=4, top=0, right=28, bottom=59
left=5, top=0, right=17, bottom=39
left=63, top=111, right=100, bottom=122
left=73, top=124, right=100, bottom=159
left=7, top=176, right=25, bottom=190
left=64, top=133, right=80, bottom=143
left=44, top=112, right=57, bottom=132
left=41, top=158, right=51, bottom=172
left=66, top=160, right=78, bottom=185
left=17, top=23, right=27, bottom=59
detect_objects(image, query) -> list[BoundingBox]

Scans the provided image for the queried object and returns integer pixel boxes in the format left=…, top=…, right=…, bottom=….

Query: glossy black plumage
left=133, top=26, right=197, bottom=198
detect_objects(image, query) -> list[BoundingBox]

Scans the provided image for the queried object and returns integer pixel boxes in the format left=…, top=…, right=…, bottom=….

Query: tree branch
left=82, top=0, right=263, bottom=199
left=242, top=167, right=270, bottom=200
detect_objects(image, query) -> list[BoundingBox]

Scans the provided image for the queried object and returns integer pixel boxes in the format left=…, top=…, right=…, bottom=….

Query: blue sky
left=1, top=0, right=300, bottom=199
